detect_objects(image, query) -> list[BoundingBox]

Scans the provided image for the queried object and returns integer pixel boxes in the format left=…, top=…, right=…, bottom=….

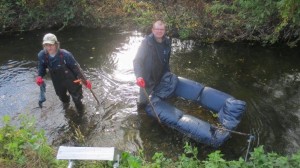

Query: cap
left=43, top=33, right=58, bottom=45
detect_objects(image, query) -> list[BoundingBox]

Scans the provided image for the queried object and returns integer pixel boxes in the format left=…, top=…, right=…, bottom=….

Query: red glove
left=85, top=80, right=92, bottom=89
left=36, top=76, right=44, bottom=86
left=136, top=77, right=145, bottom=88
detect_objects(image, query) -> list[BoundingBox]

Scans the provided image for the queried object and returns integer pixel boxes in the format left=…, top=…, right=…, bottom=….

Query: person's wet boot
left=75, top=101, right=85, bottom=115
left=60, top=94, right=70, bottom=104
left=38, top=101, right=43, bottom=108
left=63, top=102, right=70, bottom=110
left=60, top=95, right=70, bottom=110
left=137, top=101, right=147, bottom=110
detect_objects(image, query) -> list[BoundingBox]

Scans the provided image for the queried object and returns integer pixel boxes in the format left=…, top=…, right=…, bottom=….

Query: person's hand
left=36, top=76, right=44, bottom=86
left=85, top=80, right=92, bottom=89
left=136, top=77, right=145, bottom=88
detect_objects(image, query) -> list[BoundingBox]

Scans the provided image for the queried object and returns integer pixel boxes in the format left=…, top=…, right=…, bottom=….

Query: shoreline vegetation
left=1, top=115, right=300, bottom=167
left=1, top=0, right=299, bottom=47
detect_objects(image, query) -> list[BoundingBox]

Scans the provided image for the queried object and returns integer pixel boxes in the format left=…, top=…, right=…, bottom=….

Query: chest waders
left=45, top=52, right=83, bottom=109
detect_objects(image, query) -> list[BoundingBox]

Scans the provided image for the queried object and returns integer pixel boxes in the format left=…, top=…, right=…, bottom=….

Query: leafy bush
left=0, top=0, right=93, bottom=33
left=1, top=0, right=299, bottom=46
left=206, top=0, right=300, bottom=46
left=0, top=115, right=67, bottom=167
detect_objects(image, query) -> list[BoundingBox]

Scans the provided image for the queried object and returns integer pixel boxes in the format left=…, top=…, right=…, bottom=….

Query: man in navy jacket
left=36, top=33, right=92, bottom=112
left=133, top=20, right=172, bottom=108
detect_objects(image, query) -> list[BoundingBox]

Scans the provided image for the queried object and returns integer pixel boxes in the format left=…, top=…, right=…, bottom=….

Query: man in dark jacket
left=133, top=20, right=172, bottom=108
left=36, top=33, right=92, bottom=111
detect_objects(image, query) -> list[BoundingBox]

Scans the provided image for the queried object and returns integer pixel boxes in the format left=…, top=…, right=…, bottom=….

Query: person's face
left=44, top=43, right=57, bottom=55
left=152, top=24, right=165, bottom=40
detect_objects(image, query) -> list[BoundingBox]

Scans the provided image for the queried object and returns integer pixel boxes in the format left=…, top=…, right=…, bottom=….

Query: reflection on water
left=0, top=28, right=300, bottom=160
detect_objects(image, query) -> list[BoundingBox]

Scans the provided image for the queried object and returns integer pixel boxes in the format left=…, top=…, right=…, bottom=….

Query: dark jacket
left=37, top=49, right=85, bottom=80
left=133, top=33, right=171, bottom=89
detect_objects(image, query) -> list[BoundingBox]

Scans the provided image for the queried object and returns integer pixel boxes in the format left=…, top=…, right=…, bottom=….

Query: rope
left=142, top=88, right=162, bottom=124
left=212, top=125, right=252, bottom=136
left=211, top=124, right=255, bottom=161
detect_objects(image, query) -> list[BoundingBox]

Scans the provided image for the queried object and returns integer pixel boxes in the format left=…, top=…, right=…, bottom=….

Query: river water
left=0, top=27, right=299, bottom=160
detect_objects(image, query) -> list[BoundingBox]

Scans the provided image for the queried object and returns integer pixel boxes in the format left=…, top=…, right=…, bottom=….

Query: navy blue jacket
left=37, top=49, right=85, bottom=80
left=133, top=33, right=171, bottom=88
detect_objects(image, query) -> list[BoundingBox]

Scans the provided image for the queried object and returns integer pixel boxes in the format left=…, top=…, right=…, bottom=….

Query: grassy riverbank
left=1, top=115, right=300, bottom=168
left=1, top=0, right=299, bottom=47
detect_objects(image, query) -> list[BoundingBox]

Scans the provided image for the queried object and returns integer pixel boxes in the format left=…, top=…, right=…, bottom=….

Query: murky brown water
left=0, top=27, right=299, bottom=160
